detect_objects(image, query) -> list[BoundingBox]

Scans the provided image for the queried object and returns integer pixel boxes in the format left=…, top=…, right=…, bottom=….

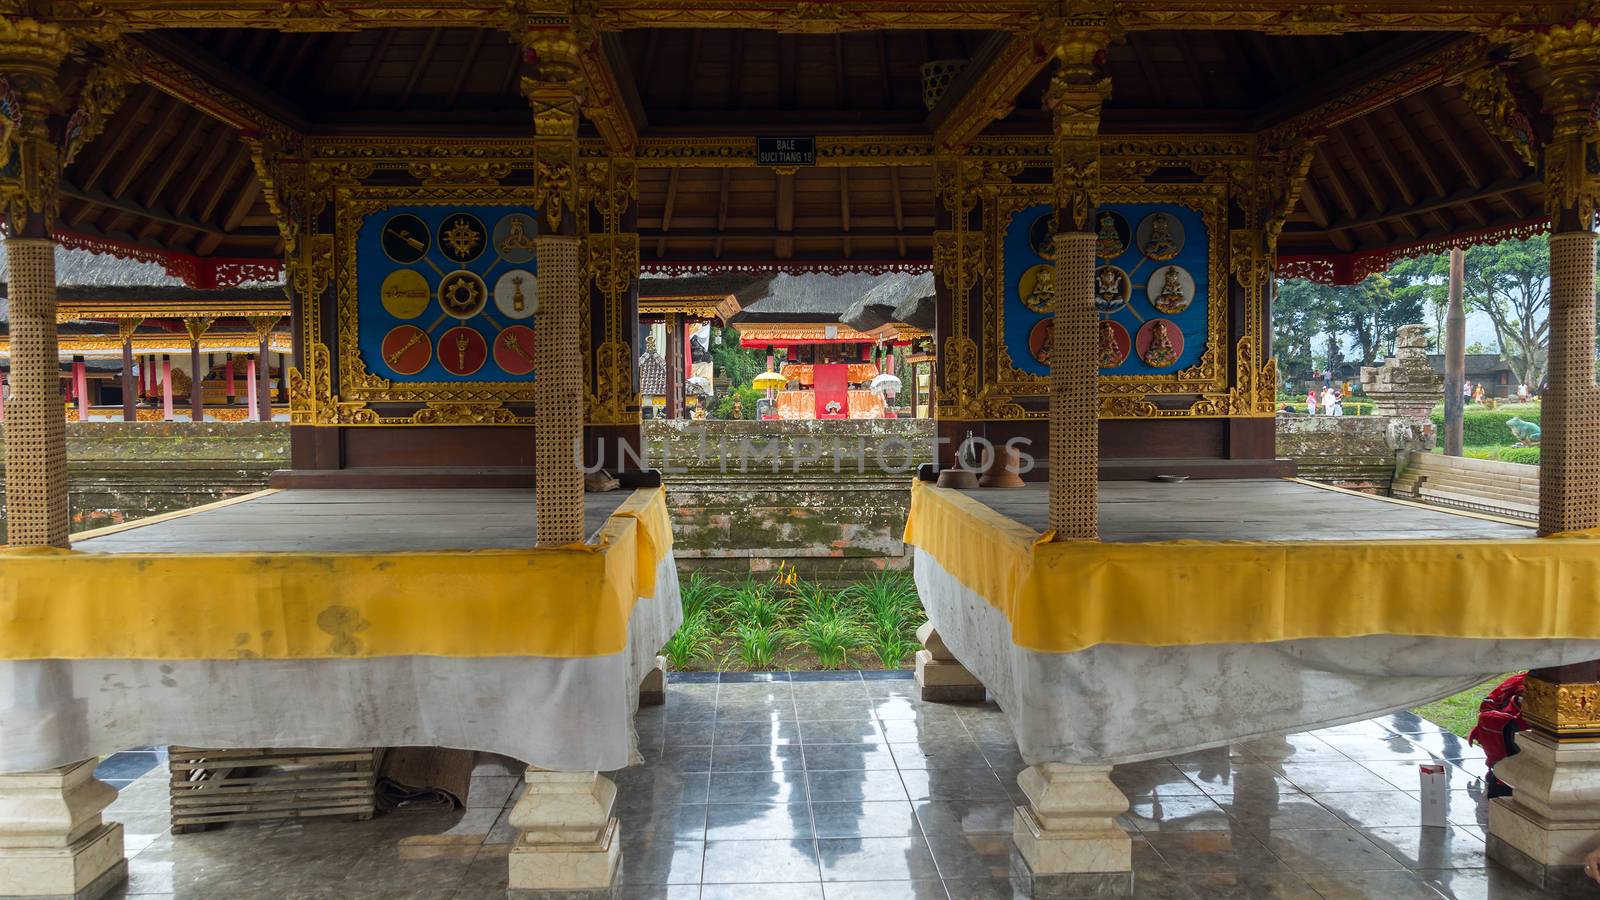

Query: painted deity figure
left=1144, top=213, right=1179, bottom=260
left=1095, top=212, right=1125, bottom=258
left=1096, top=267, right=1125, bottom=308
left=1098, top=321, right=1124, bottom=368
left=1154, top=267, right=1187, bottom=313
left=1144, top=320, right=1178, bottom=367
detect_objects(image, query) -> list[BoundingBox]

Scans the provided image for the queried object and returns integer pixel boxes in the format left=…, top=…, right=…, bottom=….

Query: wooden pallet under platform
left=168, top=747, right=381, bottom=834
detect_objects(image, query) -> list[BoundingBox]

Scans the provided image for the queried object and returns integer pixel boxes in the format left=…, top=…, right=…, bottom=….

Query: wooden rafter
left=577, top=33, right=645, bottom=154
left=714, top=168, right=729, bottom=258
left=352, top=30, right=397, bottom=107
left=775, top=171, right=794, bottom=259
left=142, top=114, right=209, bottom=209
left=839, top=167, right=852, bottom=258
left=80, top=87, right=160, bottom=194
left=1320, top=175, right=1538, bottom=232
left=399, top=28, right=442, bottom=108
left=1333, top=126, right=1406, bottom=240
left=198, top=145, right=252, bottom=225
left=928, top=33, right=1047, bottom=152
left=172, top=132, right=233, bottom=218
left=445, top=30, right=483, bottom=108
left=889, top=166, right=906, bottom=258
left=657, top=168, right=679, bottom=257
left=109, top=94, right=179, bottom=200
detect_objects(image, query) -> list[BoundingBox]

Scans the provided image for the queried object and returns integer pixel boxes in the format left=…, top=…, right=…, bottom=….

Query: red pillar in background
left=225, top=354, right=236, bottom=404
left=245, top=355, right=258, bottom=422
left=72, top=357, right=88, bottom=421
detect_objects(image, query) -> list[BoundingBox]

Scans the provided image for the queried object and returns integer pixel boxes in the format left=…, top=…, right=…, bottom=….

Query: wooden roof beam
left=839, top=167, right=852, bottom=259
left=1320, top=174, right=1538, bottom=232
left=578, top=32, right=646, bottom=155
left=657, top=168, right=679, bottom=257
left=1254, top=34, right=1470, bottom=138
left=928, top=32, right=1047, bottom=152
left=351, top=29, right=397, bottom=108
left=890, top=166, right=906, bottom=257
left=776, top=171, right=794, bottom=259
left=125, top=32, right=308, bottom=135
left=79, top=87, right=161, bottom=194
left=399, top=28, right=442, bottom=109
left=445, top=30, right=485, bottom=108
left=109, top=94, right=180, bottom=200
left=714, top=168, right=729, bottom=259
left=142, top=113, right=209, bottom=208
left=60, top=180, right=228, bottom=242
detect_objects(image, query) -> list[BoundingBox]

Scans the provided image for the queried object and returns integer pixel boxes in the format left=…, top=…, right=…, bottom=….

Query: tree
left=1272, top=278, right=1338, bottom=383
left=1462, top=237, right=1550, bottom=391
left=1321, top=261, right=1433, bottom=368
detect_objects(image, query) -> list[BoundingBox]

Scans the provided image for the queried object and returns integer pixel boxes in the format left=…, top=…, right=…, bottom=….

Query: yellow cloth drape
left=0, top=488, right=674, bottom=661
left=903, top=479, right=1600, bottom=655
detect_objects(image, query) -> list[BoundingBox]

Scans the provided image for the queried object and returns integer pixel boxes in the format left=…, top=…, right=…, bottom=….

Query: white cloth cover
left=914, top=547, right=1600, bottom=766
left=0, top=553, right=682, bottom=774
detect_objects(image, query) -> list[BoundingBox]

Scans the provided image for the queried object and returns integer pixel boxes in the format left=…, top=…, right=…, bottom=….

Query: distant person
left=1463, top=381, right=1472, bottom=403
left=1517, top=384, right=1529, bottom=402
left=1473, top=383, right=1485, bottom=404
left=1306, top=388, right=1319, bottom=416
left=1321, top=386, right=1336, bottom=416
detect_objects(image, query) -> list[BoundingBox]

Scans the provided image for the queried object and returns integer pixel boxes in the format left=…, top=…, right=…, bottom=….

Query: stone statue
left=1358, top=324, right=1442, bottom=420
left=1507, top=417, right=1542, bottom=446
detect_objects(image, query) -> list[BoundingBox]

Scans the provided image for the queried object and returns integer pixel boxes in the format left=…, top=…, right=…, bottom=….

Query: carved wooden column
left=118, top=319, right=140, bottom=422
left=1486, top=21, right=1600, bottom=897
left=582, top=157, right=643, bottom=472
left=1044, top=26, right=1110, bottom=541
left=184, top=317, right=212, bottom=423
left=524, top=25, right=586, bottom=546
left=0, top=20, right=72, bottom=548
left=248, top=316, right=278, bottom=423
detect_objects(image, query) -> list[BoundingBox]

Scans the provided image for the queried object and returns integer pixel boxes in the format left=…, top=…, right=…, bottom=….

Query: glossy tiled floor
left=104, top=671, right=1559, bottom=899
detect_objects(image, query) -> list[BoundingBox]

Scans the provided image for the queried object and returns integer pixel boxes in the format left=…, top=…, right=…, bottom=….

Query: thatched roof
left=841, top=272, right=934, bottom=332
left=733, top=273, right=905, bottom=324
left=639, top=273, right=773, bottom=303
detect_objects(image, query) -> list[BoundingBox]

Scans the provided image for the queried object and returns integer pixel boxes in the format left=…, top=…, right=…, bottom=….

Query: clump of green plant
left=733, top=621, right=783, bottom=669
left=787, top=606, right=863, bottom=669
left=663, top=573, right=723, bottom=670
left=725, top=576, right=787, bottom=629
left=843, top=571, right=926, bottom=669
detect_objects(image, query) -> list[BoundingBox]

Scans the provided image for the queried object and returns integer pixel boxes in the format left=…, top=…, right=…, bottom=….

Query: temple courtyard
left=99, top=672, right=1538, bottom=900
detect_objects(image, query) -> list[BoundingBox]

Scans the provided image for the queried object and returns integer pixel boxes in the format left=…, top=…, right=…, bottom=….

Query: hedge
left=1430, top=409, right=1541, bottom=447
left=1498, top=446, right=1541, bottom=465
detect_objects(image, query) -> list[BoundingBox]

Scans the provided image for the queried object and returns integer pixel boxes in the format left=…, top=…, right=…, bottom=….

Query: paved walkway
left=101, top=671, right=1552, bottom=899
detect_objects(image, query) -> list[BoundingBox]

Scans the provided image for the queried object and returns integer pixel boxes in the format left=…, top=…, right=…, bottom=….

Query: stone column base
left=914, top=623, right=985, bottom=703
left=1011, top=763, right=1132, bottom=898
left=1487, top=799, right=1600, bottom=898
left=506, top=771, right=621, bottom=896
left=0, top=761, right=126, bottom=900
left=639, top=655, right=666, bottom=707
left=506, top=818, right=620, bottom=899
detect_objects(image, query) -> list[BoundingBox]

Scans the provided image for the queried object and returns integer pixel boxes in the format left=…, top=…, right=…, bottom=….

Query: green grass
left=1408, top=675, right=1512, bottom=738
left=665, top=570, right=927, bottom=671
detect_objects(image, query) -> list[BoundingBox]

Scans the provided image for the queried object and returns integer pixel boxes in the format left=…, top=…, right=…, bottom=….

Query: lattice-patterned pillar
left=0, top=20, right=73, bottom=548
left=1043, top=28, right=1111, bottom=542
left=1528, top=21, right=1600, bottom=537
left=524, top=25, right=586, bottom=546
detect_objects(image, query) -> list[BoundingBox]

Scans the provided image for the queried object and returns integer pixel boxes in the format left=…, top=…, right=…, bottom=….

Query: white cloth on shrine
left=0, top=553, right=682, bottom=774
left=914, top=547, right=1600, bottom=766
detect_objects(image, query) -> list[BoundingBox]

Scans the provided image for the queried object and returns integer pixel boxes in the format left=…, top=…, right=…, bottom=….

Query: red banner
left=813, top=363, right=850, bottom=419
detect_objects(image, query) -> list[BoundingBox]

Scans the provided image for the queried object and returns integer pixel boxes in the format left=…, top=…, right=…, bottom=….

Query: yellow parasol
left=752, top=371, right=788, bottom=390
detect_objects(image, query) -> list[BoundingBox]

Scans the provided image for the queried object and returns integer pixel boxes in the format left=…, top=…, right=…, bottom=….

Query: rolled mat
left=376, top=746, right=475, bottom=812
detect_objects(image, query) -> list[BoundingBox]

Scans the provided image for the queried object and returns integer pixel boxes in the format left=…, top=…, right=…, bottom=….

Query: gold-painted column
left=1044, top=26, right=1111, bottom=542
left=525, top=26, right=586, bottom=546
left=1528, top=21, right=1600, bottom=537
left=0, top=20, right=73, bottom=548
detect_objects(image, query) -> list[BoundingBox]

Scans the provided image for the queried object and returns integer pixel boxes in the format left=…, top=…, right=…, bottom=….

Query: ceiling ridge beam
left=577, top=31, right=646, bottom=155
left=1321, top=174, right=1538, bottom=231
left=928, top=32, right=1047, bottom=152
left=120, top=33, right=308, bottom=137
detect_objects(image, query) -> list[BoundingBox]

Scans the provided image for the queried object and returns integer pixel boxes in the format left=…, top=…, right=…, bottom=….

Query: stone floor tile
left=1361, top=759, right=1475, bottom=794
left=96, top=751, right=165, bottom=782
left=1310, top=790, right=1426, bottom=828
left=1181, top=763, right=1300, bottom=800
left=812, top=800, right=922, bottom=838
left=898, top=768, right=1009, bottom=803
left=1273, top=761, right=1403, bottom=794
left=803, top=741, right=899, bottom=771
left=703, top=884, right=824, bottom=900
left=913, top=799, right=1014, bottom=837
left=888, top=741, right=991, bottom=771
left=1112, top=760, right=1211, bottom=798
left=817, top=836, right=940, bottom=881
left=710, top=743, right=805, bottom=773
left=704, top=801, right=814, bottom=840
left=715, top=718, right=802, bottom=747
left=1301, top=869, right=1451, bottom=899
left=616, top=802, right=708, bottom=841
left=1360, top=825, right=1487, bottom=870
left=922, top=833, right=1013, bottom=881
left=715, top=701, right=797, bottom=723
left=662, top=719, right=717, bottom=748
left=1141, top=829, right=1284, bottom=874
left=1235, top=733, right=1347, bottom=764
left=877, top=717, right=972, bottom=744
left=647, top=746, right=713, bottom=774
left=1315, top=732, right=1433, bottom=761
left=807, top=768, right=912, bottom=803
left=1214, top=795, right=1348, bottom=836
left=935, top=877, right=1025, bottom=900
left=1262, top=828, right=1408, bottom=873
left=1125, top=795, right=1234, bottom=833
left=464, top=775, right=519, bottom=808
left=707, top=770, right=806, bottom=804
left=701, top=838, right=820, bottom=883
left=796, top=699, right=874, bottom=721
left=1418, top=864, right=1555, bottom=900
left=609, top=769, right=710, bottom=806
left=824, top=878, right=949, bottom=899
left=1184, top=870, right=1322, bottom=899
left=800, top=719, right=888, bottom=745
left=618, top=839, right=705, bottom=886
left=716, top=682, right=794, bottom=703
left=1402, top=730, right=1486, bottom=760
left=977, top=742, right=1026, bottom=776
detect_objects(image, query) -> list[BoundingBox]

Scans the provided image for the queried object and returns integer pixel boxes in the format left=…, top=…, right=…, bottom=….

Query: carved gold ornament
left=1523, top=676, right=1600, bottom=740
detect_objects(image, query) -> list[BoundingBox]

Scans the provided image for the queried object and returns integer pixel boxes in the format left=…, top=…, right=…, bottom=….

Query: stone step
left=1402, top=469, right=1540, bottom=493
left=1416, top=485, right=1538, bottom=519
left=1396, top=475, right=1538, bottom=508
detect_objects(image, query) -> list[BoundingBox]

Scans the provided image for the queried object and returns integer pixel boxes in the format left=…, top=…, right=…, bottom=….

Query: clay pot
left=978, top=444, right=1026, bottom=488
left=936, top=468, right=979, bottom=490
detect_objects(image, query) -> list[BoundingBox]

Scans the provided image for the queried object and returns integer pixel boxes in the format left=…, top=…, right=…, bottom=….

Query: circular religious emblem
left=380, top=324, right=432, bottom=376
left=494, top=269, right=538, bottom=320
left=380, top=213, right=430, bottom=264
left=1094, top=265, right=1131, bottom=314
left=1147, top=264, right=1196, bottom=315
left=438, top=212, right=488, bottom=264
left=1136, top=211, right=1185, bottom=261
left=438, top=270, right=488, bottom=319
left=1098, top=320, right=1131, bottom=369
left=1093, top=210, right=1131, bottom=260
left=1028, top=211, right=1056, bottom=261
left=1028, top=318, right=1054, bottom=366
left=494, top=325, right=538, bottom=376
left=379, top=268, right=431, bottom=320
left=492, top=213, right=539, bottom=265
left=1018, top=263, right=1054, bottom=314
left=1137, top=318, right=1184, bottom=369
left=438, top=326, right=489, bottom=377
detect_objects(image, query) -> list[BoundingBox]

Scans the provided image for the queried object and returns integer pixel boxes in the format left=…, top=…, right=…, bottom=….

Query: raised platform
left=78, top=488, right=632, bottom=551
left=964, top=477, right=1530, bottom=542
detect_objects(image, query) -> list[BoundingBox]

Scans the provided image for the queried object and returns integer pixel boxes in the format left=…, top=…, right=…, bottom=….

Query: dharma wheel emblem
left=438, top=270, right=488, bottom=319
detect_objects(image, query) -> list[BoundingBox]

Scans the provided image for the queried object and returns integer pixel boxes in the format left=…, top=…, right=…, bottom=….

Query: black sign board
left=756, top=137, right=816, bottom=166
